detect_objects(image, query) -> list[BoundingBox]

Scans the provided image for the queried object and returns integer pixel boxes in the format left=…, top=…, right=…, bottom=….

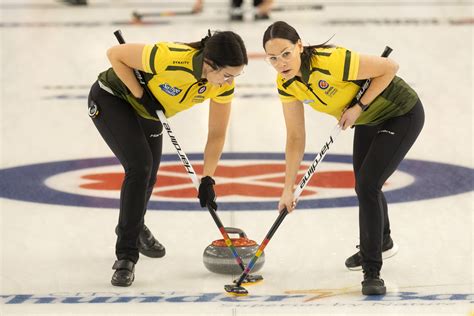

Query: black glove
left=138, top=92, right=163, bottom=118
left=198, top=176, right=217, bottom=210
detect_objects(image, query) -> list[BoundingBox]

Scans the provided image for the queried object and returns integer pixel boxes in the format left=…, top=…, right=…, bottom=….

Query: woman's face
left=205, top=64, right=245, bottom=86
left=264, top=38, right=303, bottom=80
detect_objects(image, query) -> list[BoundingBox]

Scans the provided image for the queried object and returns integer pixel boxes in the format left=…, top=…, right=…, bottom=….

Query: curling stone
left=203, top=227, right=265, bottom=274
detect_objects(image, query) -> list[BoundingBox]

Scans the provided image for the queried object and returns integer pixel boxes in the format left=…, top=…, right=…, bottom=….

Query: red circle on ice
left=79, top=163, right=355, bottom=198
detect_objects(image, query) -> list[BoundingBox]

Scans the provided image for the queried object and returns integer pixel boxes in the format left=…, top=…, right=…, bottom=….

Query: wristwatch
left=356, top=100, right=369, bottom=111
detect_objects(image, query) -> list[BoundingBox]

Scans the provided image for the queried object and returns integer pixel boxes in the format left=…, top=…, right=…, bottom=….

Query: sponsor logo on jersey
left=159, top=83, right=182, bottom=96
left=325, top=86, right=338, bottom=97
left=192, top=95, right=205, bottom=103
left=172, top=60, right=189, bottom=65
left=198, top=86, right=207, bottom=94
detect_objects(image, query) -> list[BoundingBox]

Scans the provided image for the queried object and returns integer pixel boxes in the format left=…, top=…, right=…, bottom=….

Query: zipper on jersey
left=305, top=82, right=327, bottom=106
left=284, top=76, right=327, bottom=106
left=294, top=77, right=327, bottom=106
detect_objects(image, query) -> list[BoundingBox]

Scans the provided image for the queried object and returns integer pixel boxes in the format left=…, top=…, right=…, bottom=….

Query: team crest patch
left=318, top=80, right=329, bottom=89
left=198, top=86, right=207, bottom=94
left=159, top=83, right=182, bottom=96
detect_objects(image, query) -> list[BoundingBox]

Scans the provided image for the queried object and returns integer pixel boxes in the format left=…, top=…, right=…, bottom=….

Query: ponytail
left=186, top=30, right=248, bottom=68
left=186, top=29, right=212, bottom=50
left=300, top=35, right=334, bottom=70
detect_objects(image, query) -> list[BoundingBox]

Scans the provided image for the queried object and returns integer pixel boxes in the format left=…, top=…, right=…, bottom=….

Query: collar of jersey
left=191, top=49, right=204, bottom=81
left=299, top=60, right=310, bottom=84
left=282, top=60, right=311, bottom=89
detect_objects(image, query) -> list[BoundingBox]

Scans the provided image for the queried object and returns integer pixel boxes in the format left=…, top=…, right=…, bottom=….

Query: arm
left=106, top=43, right=147, bottom=98
left=202, top=100, right=231, bottom=177
left=339, top=54, right=399, bottom=129
left=356, top=54, right=399, bottom=105
left=280, top=100, right=306, bottom=213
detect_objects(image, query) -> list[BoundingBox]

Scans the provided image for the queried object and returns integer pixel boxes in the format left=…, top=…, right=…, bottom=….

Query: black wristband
left=356, top=100, right=369, bottom=111
left=201, top=176, right=215, bottom=185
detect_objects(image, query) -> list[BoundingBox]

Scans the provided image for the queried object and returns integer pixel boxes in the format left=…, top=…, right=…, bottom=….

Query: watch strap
left=356, top=100, right=369, bottom=111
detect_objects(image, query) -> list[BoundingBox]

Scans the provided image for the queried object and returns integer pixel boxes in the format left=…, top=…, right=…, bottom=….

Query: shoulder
left=150, top=42, right=198, bottom=66
left=151, top=42, right=197, bottom=54
left=162, top=42, right=197, bottom=52
left=312, top=46, right=352, bottom=61
left=331, top=46, right=359, bottom=59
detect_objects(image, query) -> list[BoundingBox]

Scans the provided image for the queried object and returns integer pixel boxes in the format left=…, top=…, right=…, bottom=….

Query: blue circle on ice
left=0, top=153, right=472, bottom=211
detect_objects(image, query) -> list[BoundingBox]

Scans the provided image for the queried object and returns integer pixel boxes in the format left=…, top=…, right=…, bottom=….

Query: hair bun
left=200, top=29, right=212, bottom=47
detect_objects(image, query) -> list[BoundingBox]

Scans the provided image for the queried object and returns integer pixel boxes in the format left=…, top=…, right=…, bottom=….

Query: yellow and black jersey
left=276, top=46, right=419, bottom=126
left=98, top=42, right=234, bottom=120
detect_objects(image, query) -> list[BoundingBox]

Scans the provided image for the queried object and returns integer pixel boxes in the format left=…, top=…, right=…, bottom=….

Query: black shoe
left=138, top=225, right=166, bottom=258
left=111, top=259, right=135, bottom=287
left=59, top=0, right=88, bottom=5
left=230, top=13, right=243, bottom=21
left=229, top=7, right=244, bottom=21
left=345, top=237, right=399, bottom=271
left=361, top=270, right=386, bottom=295
left=254, top=13, right=270, bottom=20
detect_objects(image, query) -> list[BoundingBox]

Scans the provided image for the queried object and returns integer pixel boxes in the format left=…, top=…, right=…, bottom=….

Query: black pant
left=88, top=81, right=163, bottom=263
left=353, top=100, right=424, bottom=272
left=232, top=0, right=263, bottom=7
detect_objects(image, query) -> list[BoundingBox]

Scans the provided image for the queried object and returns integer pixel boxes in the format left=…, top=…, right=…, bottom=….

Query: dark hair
left=186, top=30, right=248, bottom=69
left=263, top=21, right=333, bottom=69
